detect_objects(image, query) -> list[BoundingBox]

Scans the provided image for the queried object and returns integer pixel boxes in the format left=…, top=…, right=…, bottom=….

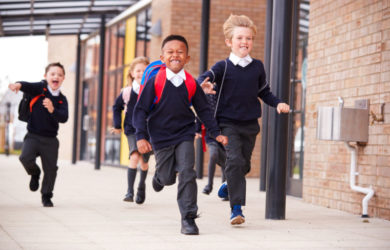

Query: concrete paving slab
left=0, top=154, right=389, bottom=250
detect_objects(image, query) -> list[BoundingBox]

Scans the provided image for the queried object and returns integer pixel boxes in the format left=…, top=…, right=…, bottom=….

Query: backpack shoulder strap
left=154, top=67, right=167, bottom=104
left=29, top=94, right=44, bottom=112
left=184, top=70, right=197, bottom=102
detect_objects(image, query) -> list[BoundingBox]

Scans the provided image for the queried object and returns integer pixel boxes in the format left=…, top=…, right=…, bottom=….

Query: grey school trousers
left=154, top=140, right=198, bottom=219
left=220, top=121, right=260, bottom=208
left=19, top=132, right=59, bottom=197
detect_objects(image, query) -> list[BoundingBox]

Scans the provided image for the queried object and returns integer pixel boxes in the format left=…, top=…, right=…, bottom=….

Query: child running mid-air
left=8, top=62, right=69, bottom=207
left=133, top=35, right=228, bottom=235
left=198, top=14, right=290, bottom=225
left=111, top=57, right=150, bottom=204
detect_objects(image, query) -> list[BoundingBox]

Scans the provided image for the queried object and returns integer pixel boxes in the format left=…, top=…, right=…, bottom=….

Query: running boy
left=8, top=62, right=69, bottom=207
left=133, top=35, right=228, bottom=235
left=198, top=14, right=290, bottom=225
left=111, top=57, right=150, bottom=204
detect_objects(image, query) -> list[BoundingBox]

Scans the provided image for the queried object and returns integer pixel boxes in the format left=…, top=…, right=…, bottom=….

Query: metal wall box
left=317, top=100, right=369, bottom=142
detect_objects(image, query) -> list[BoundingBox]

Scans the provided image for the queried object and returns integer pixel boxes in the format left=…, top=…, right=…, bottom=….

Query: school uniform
left=112, top=82, right=150, bottom=162
left=113, top=81, right=151, bottom=203
left=133, top=68, right=221, bottom=219
left=18, top=80, right=68, bottom=201
left=198, top=53, right=281, bottom=208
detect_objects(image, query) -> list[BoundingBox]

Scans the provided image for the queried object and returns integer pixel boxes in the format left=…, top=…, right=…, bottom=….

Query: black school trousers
left=19, top=132, right=59, bottom=197
left=154, top=140, right=197, bottom=219
left=220, top=121, right=260, bottom=208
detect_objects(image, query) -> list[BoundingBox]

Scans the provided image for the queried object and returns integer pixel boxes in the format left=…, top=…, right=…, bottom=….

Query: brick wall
left=305, top=0, right=390, bottom=220
left=150, top=0, right=267, bottom=178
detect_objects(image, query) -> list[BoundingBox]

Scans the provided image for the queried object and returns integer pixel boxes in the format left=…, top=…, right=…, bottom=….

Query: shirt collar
left=132, top=79, right=140, bottom=94
left=229, top=52, right=253, bottom=67
left=47, top=84, right=61, bottom=96
left=166, top=68, right=186, bottom=87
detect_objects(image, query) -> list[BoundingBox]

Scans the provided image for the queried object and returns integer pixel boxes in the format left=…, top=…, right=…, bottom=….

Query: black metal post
left=95, top=15, right=105, bottom=170
left=260, top=0, right=274, bottom=192
left=72, top=34, right=81, bottom=164
left=199, top=0, right=210, bottom=73
left=265, top=0, right=293, bottom=219
left=196, top=0, right=210, bottom=179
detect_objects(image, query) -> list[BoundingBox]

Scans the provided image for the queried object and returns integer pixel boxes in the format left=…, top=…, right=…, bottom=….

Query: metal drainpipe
left=344, top=142, right=375, bottom=218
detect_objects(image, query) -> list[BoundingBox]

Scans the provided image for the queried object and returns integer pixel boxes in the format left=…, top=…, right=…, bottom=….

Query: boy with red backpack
left=133, top=35, right=228, bottom=235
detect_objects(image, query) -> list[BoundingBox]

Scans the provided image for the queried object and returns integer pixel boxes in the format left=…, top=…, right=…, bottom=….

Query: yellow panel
left=120, top=16, right=137, bottom=166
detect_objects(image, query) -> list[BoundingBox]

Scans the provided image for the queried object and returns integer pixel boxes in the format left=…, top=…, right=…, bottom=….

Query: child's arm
left=197, top=60, right=226, bottom=94
left=9, top=81, right=43, bottom=95
left=137, top=139, right=152, bottom=154
left=111, top=93, right=125, bottom=133
left=123, top=89, right=138, bottom=132
left=8, top=82, right=22, bottom=93
left=258, top=63, right=290, bottom=114
left=49, top=96, right=69, bottom=123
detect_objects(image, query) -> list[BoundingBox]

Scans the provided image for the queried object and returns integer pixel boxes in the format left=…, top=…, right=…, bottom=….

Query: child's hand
left=216, top=135, right=228, bottom=146
left=137, top=139, right=152, bottom=154
left=277, top=103, right=290, bottom=114
left=200, top=77, right=216, bottom=95
left=43, top=98, right=54, bottom=113
left=8, top=82, right=21, bottom=93
left=110, top=127, right=122, bottom=134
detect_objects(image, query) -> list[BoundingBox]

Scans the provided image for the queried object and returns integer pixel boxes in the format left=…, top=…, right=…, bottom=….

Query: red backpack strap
left=29, top=94, right=44, bottom=112
left=154, top=67, right=167, bottom=104
left=153, top=69, right=197, bottom=105
left=184, top=70, right=197, bottom=102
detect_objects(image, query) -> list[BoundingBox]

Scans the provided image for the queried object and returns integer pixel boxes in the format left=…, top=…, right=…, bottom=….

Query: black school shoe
left=135, top=185, right=146, bottom=204
left=29, top=170, right=41, bottom=192
left=123, top=194, right=134, bottom=202
left=42, top=195, right=53, bottom=207
left=181, top=217, right=199, bottom=235
left=152, top=176, right=163, bottom=192
left=202, top=185, right=212, bottom=195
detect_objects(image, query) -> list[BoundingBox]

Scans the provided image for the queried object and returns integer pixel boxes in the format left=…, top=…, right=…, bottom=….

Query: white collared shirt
left=132, top=79, right=140, bottom=95
left=47, top=85, right=60, bottom=96
left=229, top=52, right=253, bottom=68
left=166, top=68, right=186, bottom=87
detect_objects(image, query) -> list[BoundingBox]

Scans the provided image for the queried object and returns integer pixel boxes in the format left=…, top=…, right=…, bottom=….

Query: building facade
left=47, top=0, right=389, bottom=220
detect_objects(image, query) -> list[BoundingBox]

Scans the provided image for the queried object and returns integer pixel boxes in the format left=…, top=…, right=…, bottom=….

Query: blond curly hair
left=223, top=14, right=257, bottom=40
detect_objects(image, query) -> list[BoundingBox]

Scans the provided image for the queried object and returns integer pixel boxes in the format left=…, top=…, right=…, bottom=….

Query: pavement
left=0, top=154, right=390, bottom=250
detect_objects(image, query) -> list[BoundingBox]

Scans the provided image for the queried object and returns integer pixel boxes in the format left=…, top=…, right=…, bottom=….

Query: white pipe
left=345, top=142, right=375, bottom=217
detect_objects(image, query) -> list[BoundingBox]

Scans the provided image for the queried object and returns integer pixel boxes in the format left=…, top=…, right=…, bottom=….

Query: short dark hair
left=45, top=62, right=65, bottom=75
left=161, top=34, right=189, bottom=51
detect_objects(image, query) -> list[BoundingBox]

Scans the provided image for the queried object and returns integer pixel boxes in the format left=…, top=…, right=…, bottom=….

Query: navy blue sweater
left=198, top=58, right=281, bottom=124
left=133, top=74, right=221, bottom=150
left=20, top=80, right=68, bottom=137
left=112, top=88, right=138, bottom=135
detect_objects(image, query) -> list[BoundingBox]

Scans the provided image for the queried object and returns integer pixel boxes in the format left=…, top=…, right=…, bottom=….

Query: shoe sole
left=181, top=230, right=199, bottom=235
left=230, top=215, right=245, bottom=225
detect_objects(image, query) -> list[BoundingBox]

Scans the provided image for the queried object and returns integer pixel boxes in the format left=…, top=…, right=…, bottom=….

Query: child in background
left=198, top=14, right=290, bottom=225
left=8, top=62, right=69, bottom=207
left=111, top=57, right=150, bottom=204
left=133, top=35, right=228, bottom=235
